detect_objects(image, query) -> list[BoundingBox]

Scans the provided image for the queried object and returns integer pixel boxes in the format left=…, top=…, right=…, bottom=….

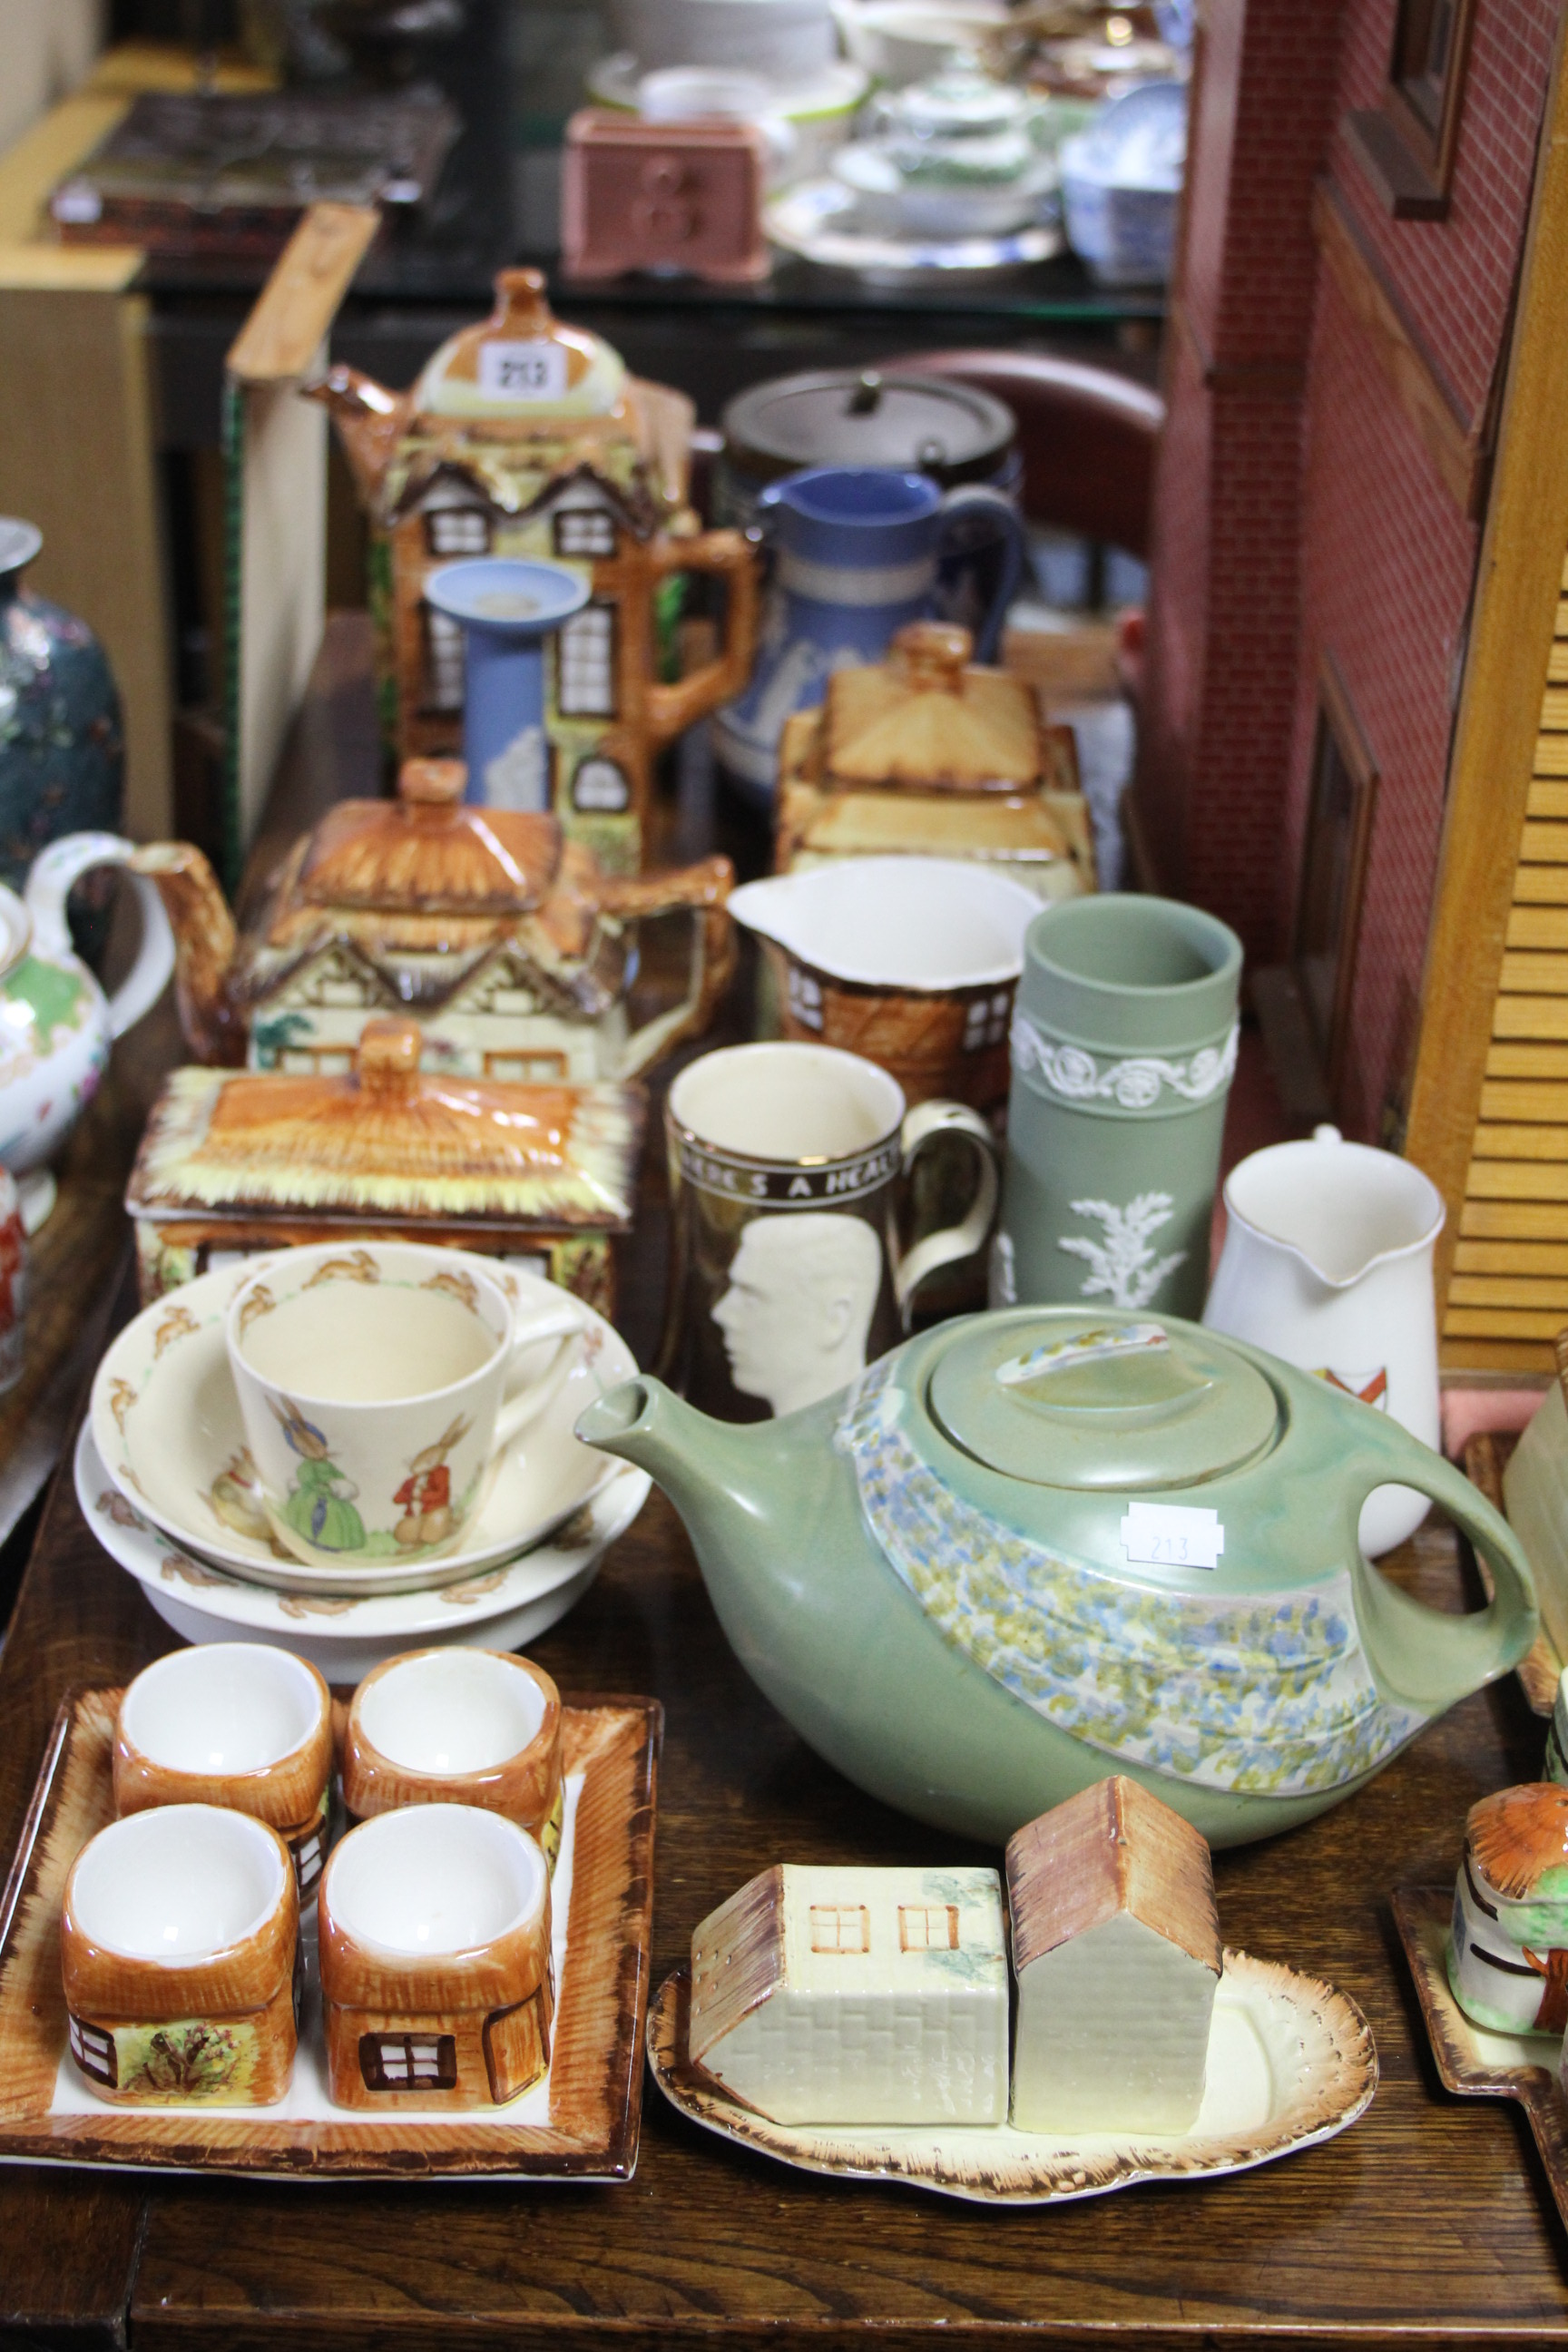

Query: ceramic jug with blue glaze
left=578, top=1305, right=1537, bottom=1848
left=711, top=465, right=1024, bottom=798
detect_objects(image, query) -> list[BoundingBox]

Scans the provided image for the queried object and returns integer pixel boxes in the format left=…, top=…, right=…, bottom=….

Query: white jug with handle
left=1201, top=1124, right=1444, bottom=1557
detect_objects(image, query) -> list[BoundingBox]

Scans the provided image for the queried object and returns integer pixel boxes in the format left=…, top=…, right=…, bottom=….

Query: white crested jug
left=1202, top=1124, right=1443, bottom=1557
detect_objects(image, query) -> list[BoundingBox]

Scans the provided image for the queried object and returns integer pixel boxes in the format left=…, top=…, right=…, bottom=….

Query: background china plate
left=75, top=1420, right=650, bottom=1679
left=90, top=1256, right=632, bottom=1592
left=764, top=178, right=1062, bottom=283
left=647, top=1953, right=1376, bottom=2204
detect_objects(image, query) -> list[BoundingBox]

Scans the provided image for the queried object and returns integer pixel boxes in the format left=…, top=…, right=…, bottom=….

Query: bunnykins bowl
left=579, top=1305, right=1537, bottom=1847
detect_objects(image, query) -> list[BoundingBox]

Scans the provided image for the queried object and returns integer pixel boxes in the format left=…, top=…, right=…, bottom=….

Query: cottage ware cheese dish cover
left=578, top=1304, right=1537, bottom=1847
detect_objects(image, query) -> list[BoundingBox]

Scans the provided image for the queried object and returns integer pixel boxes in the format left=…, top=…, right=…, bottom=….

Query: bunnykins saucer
left=91, top=1257, right=632, bottom=1595
left=75, top=1420, right=650, bottom=1678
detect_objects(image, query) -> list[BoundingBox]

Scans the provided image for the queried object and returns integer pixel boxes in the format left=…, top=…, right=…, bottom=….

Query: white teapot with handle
left=1202, top=1123, right=1445, bottom=1557
left=0, top=832, right=174, bottom=1222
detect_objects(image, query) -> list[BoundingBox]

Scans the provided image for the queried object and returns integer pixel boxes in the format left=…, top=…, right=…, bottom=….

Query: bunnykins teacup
left=225, top=1241, right=590, bottom=1570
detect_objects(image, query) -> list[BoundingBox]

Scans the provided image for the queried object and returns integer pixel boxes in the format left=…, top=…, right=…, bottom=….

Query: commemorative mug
left=996, top=895, right=1242, bottom=1322
left=226, top=1240, right=590, bottom=1570
left=657, top=1039, right=1000, bottom=1418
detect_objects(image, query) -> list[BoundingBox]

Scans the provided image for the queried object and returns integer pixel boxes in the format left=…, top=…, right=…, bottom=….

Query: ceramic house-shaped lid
left=820, top=622, right=1047, bottom=792
left=1466, top=1783, right=1568, bottom=1910
left=266, top=760, right=562, bottom=958
left=412, top=269, right=627, bottom=422
left=126, top=1018, right=644, bottom=1230
left=1005, top=1774, right=1221, bottom=1977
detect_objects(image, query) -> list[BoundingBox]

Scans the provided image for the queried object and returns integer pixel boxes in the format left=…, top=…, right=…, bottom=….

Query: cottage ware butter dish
left=579, top=1305, right=1536, bottom=1847
left=61, top=1805, right=298, bottom=2105
left=126, top=1013, right=646, bottom=1312
left=690, top=1863, right=1008, bottom=2125
left=113, top=1645, right=333, bottom=1898
left=1449, top=1783, right=1568, bottom=2035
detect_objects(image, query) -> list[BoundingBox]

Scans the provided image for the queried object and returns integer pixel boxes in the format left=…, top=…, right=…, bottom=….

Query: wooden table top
left=3, top=622, right=1568, bottom=2347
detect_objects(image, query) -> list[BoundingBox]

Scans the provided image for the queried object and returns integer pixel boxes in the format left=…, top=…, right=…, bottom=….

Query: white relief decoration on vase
left=1058, top=1191, right=1187, bottom=1310
left=1011, top=1014, right=1240, bottom=1109
left=484, top=724, right=546, bottom=811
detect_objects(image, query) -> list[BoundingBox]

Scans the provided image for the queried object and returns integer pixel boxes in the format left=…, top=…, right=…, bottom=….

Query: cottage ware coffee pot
left=1202, top=1126, right=1445, bottom=1558
left=577, top=1306, right=1535, bottom=1847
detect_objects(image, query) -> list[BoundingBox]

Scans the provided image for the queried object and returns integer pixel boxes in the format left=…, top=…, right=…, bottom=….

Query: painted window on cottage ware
left=554, top=508, right=617, bottom=559
left=557, top=604, right=618, bottom=718
left=426, top=507, right=492, bottom=557
left=359, top=2033, right=458, bottom=2091
left=68, top=2014, right=117, bottom=2087
left=809, top=1903, right=870, bottom=1954
left=422, top=604, right=466, bottom=711
left=572, top=755, right=630, bottom=812
left=898, top=1903, right=960, bottom=1953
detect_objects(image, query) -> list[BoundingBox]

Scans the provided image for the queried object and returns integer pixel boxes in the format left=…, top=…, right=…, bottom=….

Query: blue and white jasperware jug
left=712, top=464, right=1024, bottom=796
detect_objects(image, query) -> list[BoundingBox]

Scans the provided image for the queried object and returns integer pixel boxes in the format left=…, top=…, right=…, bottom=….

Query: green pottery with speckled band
left=576, top=1305, right=1536, bottom=1847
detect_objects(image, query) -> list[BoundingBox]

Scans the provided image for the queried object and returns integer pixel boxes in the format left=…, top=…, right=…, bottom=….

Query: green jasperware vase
left=578, top=1306, right=1537, bottom=1848
left=997, top=894, right=1243, bottom=1321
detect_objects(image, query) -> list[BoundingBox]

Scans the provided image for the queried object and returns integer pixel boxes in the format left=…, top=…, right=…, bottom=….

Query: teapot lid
left=927, top=1312, right=1279, bottom=1490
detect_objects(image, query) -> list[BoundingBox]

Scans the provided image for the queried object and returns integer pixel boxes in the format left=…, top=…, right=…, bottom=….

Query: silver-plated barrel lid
left=721, top=369, right=1015, bottom=488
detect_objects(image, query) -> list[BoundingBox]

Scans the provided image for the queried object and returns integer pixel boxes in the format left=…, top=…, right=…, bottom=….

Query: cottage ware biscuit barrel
left=996, top=896, right=1241, bottom=1320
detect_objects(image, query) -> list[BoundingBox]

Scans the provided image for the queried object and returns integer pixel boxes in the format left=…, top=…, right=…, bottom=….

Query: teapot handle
left=24, top=832, right=176, bottom=1041
left=1345, top=1422, right=1537, bottom=1711
left=595, top=858, right=737, bottom=1078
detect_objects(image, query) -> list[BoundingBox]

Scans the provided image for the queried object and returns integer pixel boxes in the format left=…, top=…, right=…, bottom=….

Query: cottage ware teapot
left=0, top=831, right=174, bottom=1220
left=131, top=759, right=733, bottom=1076
left=576, top=1306, right=1536, bottom=1848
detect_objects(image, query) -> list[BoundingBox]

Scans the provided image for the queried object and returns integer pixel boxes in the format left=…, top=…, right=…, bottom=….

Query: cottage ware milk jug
left=1202, top=1126, right=1444, bottom=1558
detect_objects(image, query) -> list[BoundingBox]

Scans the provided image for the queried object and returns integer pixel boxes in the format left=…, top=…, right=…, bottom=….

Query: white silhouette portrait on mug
left=711, top=1212, right=882, bottom=1417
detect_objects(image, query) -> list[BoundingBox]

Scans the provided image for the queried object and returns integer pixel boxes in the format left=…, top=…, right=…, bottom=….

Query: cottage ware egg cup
left=344, top=1648, right=564, bottom=1862
left=113, top=1644, right=334, bottom=1900
left=318, top=1805, right=554, bottom=2109
left=226, top=1240, right=590, bottom=1572
left=61, top=1804, right=298, bottom=2105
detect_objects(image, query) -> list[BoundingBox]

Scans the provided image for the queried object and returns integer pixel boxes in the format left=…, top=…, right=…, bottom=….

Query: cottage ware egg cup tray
left=646, top=1951, right=1377, bottom=2206
left=0, top=1685, right=660, bottom=2179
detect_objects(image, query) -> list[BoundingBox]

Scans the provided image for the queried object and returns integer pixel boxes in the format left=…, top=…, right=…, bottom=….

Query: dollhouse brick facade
left=1131, top=0, right=1568, bottom=1365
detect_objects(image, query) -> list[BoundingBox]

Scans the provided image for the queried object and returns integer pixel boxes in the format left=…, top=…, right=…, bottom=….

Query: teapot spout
left=303, top=365, right=409, bottom=506
left=577, top=1377, right=771, bottom=1544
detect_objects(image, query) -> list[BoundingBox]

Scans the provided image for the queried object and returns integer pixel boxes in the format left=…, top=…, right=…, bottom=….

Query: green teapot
left=576, top=1307, right=1537, bottom=1847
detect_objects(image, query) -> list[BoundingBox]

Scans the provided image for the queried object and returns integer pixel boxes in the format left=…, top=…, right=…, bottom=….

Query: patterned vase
left=995, top=893, right=1243, bottom=1320
left=0, top=519, right=124, bottom=892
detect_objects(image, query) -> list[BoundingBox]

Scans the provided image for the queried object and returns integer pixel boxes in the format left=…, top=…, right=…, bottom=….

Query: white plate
left=764, top=174, right=1062, bottom=281
left=648, top=1948, right=1377, bottom=2204
left=90, top=1257, right=633, bottom=1595
left=587, top=49, right=867, bottom=120
left=76, top=1420, right=650, bottom=1681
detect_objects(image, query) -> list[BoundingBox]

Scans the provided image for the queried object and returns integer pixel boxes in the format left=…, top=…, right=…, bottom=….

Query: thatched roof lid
left=128, top=1018, right=643, bottom=1229
left=821, top=623, right=1046, bottom=793
left=1467, top=1783, right=1568, bottom=1899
